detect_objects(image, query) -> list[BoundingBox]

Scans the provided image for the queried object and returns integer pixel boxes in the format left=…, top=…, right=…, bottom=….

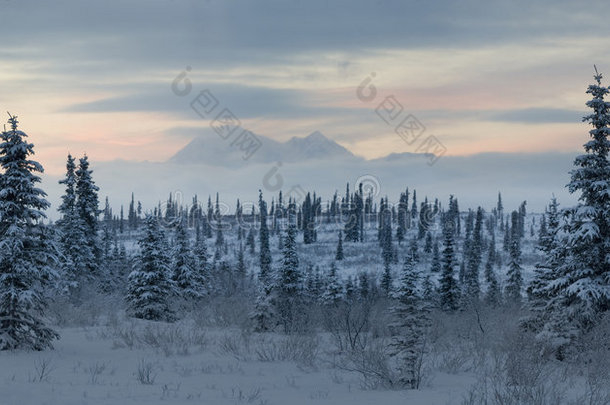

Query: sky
left=1, top=0, right=609, bottom=217
left=1, top=0, right=609, bottom=175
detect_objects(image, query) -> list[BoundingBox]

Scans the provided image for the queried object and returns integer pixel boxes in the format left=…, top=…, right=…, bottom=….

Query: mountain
left=370, top=152, right=435, bottom=163
left=283, top=131, right=355, bottom=161
left=168, top=131, right=359, bottom=166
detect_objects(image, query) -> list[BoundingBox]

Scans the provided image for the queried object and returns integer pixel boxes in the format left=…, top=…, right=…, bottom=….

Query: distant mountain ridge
left=168, top=130, right=430, bottom=166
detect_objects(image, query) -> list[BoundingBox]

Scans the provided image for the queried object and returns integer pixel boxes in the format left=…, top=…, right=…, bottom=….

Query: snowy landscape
left=2, top=1, right=610, bottom=405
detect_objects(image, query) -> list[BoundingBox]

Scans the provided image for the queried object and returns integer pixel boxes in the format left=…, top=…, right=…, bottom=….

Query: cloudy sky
left=1, top=0, right=609, bottom=180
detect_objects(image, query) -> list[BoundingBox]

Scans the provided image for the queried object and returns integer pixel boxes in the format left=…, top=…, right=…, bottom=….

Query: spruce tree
left=484, top=235, right=501, bottom=306
left=126, top=216, right=174, bottom=321
left=381, top=259, right=393, bottom=296
left=390, top=253, right=430, bottom=389
left=505, top=210, right=523, bottom=303
left=396, top=189, right=409, bottom=243
left=358, top=272, right=370, bottom=302
left=236, top=243, right=246, bottom=285
left=439, top=214, right=459, bottom=311
left=535, top=70, right=610, bottom=348
left=57, top=154, right=94, bottom=298
left=128, top=192, right=136, bottom=230
left=0, top=115, right=59, bottom=350
left=496, top=192, right=504, bottom=226
left=258, top=191, right=272, bottom=286
left=214, top=193, right=224, bottom=248
left=172, top=220, right=205, bottom=300
left=522, top=197, right=563, bottom=334
left=252, top=191, right=274, bottom=331
left=246, top=227, right=255, bottom=255
left=193, top=221, right=209, bottom=294
left=335, top=230, right=344, bottom=261
left=430, top=240, right=441, bottom=273
left=276, top=204, right=302, bottom=332
left=75, top=155, right=101, bottom=274
left=321, top=262, right=343, bottom=306
left=464, top=207, right=483, bottom=301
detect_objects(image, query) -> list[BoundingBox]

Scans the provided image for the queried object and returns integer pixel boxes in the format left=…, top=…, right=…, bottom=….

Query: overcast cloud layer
left=0, top=0, right=607, bottom=213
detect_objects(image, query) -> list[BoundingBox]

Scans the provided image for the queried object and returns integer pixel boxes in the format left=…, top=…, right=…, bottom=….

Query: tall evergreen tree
left=128, top=192, right=136, bottom=230
left=505, top=210, right=523, bottom=302
left=258, top=191, right=272, bottom=286
left=0, top=115, right=59, bottom=350
left=172, top=220, right=205, bottom=300
left=276, top=204, right=302, bottom=332
left=381, top=261, right=393, bottom=296
left=534, top=70, right=610, bottom=349
left=484, top=234, right=501, bottom=306
left=252, top=191, right=274, bottom=331
left=214, top=193, right=224, bottom=248
left=522, top=197, right=564, bottom=334
left=193, top=221, right=209, bottom=294
left=464, top=207, right=483, bottom=301
left=396, top=188, right=409, bottom=242
left=75, top=155, right=101, bottom=273
left=126, top=216, right=174, bottom=321
left=344, top=185, right=363, bottom=242
left=390, top=253, right=430, bottom=389
left=321, top=262, right=343, bottom=306
left=57, top=154, right=93, bottom=298
left=439, top=213, right=459, bottom=311
left=496, top=192, right=504, bottom=226
left=335, top=230, right=344, bottom=261
left=430, top=239, right=441, bottom=273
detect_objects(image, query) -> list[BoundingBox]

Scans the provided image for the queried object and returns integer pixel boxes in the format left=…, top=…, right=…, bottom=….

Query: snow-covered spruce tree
left=126, top=215, right=174, bottom=321
left=495, top=191, right=502, bottom=223
left=302, top=192, right=316, bottom=244
left=236, top=242, right=246, bottom=284
left=424, top=232, right=432, bottom=254
left=389, top=253, right=430, bottom=389
left=251, top=284, right=276, bottom=332
left=536, top=70, right=610, bottom=349
left=335, top=230, right=344, bottom=261
left=396, top=189, right=408, bottom=243
left=526, top=198, right=561, bottom=311
left=214, top=193, right=224, bottom=248
left=258, top=191, right=272, bottom=286
left=430, top=239, right=441, bottom=273
left=56, top=154, right=94, bottom=299
left=321, top=262, right=344, bottom=306
left=0, top=115, right=59, bottom=350
left=246, top=226, right=255, bottom=255
left=381, top=261, right=393, bottom=297
left=276, top=204, right=302, bottom=333
left=251, top=191, right=276, bottom=331
left=439, top=212, right=459, bottom=311
left=464, top=207, right=483, bottom=301
left=484, top=234, right=501, bottom=306
left=504, top=210, right=523, bottom=303
left=408, top=237, right=419, bottom=264
left=75, top=155, right=101, bottom=274
left=172, top=220, right=205, bottom=301
left=193, top=220, right=210, bottom=295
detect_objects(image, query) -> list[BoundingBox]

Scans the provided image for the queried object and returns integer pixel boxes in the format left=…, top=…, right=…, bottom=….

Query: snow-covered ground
left=0, top=318, right=475, bottom=405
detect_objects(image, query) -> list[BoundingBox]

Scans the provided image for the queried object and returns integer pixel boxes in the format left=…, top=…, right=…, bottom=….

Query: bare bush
left=85, top=361, right=108, bottom=385
left=28, top=357, right=54, bottom=383
left=218, top=331, right=252, bottom=361
left=136, top=359, right=157, bottom=385
left=333, top=337, right=397, bottom=390
left=324, top=301, right=371, bottom=354
left=230, top=386, right=266, bottom=404
left=109, top=321, right=208, bottom=356
left=254, top=334, right=320, bottom=368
